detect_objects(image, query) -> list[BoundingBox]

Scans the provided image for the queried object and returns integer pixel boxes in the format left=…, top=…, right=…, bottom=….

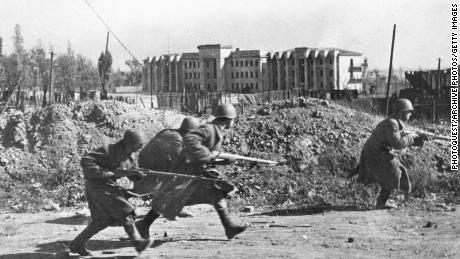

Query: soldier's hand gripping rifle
left=403, top=130, right=450, bottom=147
left=214, top=152, right=281, bottom=165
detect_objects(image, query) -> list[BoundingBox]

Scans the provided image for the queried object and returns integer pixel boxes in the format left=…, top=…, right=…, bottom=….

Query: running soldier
left=135, top=103, right=247, bottom=240
left=69, top=130, right=153, bottom=256
left=353, top=99, right=425, bottom=209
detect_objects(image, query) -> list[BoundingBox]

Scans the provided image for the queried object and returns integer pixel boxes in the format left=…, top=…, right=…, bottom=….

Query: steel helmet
left=214, top=103, right=237, bottom=119
left=179, top=117, right=200, bottom=131
left=393, top=98, right=414, bottom=113
left=122, top=129, right=146, bottom=147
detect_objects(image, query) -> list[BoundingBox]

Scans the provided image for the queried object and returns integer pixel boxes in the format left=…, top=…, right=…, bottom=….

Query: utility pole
left=101, top=31, right=110, bottom=100
left=385, top=24, right=396, bottom=117
left=49, top=51, right=54, bottom=105
left=435, top=58, right=441, bottom=122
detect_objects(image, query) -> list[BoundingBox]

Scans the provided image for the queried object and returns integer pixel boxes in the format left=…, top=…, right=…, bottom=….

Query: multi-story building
left=143, top=44, right=365, bottom=94
left=224, top=49, right=264, bottom=92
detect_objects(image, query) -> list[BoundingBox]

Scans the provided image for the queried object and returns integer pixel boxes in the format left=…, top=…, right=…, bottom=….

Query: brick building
left=143, top=44, right=365, bottom=94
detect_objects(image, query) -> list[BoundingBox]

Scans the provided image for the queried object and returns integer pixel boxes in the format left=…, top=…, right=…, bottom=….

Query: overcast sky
left=0, top=0, right=451, bottom=71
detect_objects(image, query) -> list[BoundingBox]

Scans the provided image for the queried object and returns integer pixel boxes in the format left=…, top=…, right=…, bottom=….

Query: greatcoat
left=358, top=116, right=415, bottom=192
left=81, top=142, right=136, bottom=225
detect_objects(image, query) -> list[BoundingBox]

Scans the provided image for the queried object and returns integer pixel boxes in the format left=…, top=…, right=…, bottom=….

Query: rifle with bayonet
left=215, top=152, right=281, bottom=165
left=118, top=168, right=236, bottom=183
left=404, top=130, right=450, bottom=141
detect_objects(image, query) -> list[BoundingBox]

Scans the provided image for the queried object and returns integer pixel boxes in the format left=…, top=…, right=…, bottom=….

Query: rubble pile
left=225, top=98, right=456, bottom=207
left=0, top=101, right=184, bottom=212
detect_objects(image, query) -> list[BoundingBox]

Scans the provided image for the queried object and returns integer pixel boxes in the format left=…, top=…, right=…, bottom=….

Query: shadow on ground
left=257, top=203, right=371, bottom=217
left=45, top=215, right=90, bottom=225
left=0, top=239, right=136, bottom=259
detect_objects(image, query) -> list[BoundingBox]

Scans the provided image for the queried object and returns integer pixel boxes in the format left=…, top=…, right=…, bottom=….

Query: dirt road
left=0, top=204, right=458, bottom=259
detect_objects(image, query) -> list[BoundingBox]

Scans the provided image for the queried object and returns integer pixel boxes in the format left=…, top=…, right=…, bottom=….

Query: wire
left=83, top=0, right=141, bottom=64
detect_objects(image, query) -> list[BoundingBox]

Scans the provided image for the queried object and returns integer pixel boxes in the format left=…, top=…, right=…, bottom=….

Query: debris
left=423, top=221, right=435, bottom=228
left=347, top=237, right=354, bottom=243
left=164, top=231, right=168, bottom=238
left=269, top=224, right=289, bottom=228
left=242, top=206, right=255, bottom=213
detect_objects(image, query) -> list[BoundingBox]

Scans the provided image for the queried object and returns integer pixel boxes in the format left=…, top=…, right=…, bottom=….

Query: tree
left=54, top=42, right=77, bottom=96
left=125, top=59, right=142, bottom=86
left=75, top=54, right=99, bottom=93
left=98, top=50, right=112, bottom=99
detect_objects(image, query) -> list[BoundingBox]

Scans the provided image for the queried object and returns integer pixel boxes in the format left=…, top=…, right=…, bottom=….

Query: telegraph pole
left=49, top=51, right=54, bottom=105
left=101, top=31, right=109, bottom=100
left=385, top=24, right=396, bottom=117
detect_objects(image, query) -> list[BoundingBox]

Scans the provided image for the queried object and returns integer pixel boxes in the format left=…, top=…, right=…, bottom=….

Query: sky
left=0, top=0, right=452, bottom=71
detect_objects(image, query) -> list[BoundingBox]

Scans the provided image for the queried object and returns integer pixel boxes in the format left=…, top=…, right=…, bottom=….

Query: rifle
left=404, top=130, right=450, bottom=141
left=216, top=152, right=281, bottom=165
left=119, top=168, right=236, bottom=183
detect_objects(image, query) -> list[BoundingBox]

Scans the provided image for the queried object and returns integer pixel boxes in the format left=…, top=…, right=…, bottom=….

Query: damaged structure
left=142, top=44, right=367, bottom=95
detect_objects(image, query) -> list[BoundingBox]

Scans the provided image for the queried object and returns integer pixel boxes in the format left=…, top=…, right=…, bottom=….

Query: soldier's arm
left=386, top=120, right=415, bottom=149
left=80, top=149, right=115, bottom=179
left=183, top=127, right=213, bottom=163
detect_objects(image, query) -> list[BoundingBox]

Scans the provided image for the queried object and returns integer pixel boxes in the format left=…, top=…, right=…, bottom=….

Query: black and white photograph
left=0, top=0, right=458, bottom=258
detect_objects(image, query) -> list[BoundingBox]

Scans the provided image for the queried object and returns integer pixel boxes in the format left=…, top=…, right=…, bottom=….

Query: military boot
left=69, top=220, right=108, bottom=256
left=124, top=222, right=154, bottom=254
left=135, top=209, right=160, bottom=239
left=214, top=200, right=247, bottom=240
left=376, top=189, right=397, bottom=209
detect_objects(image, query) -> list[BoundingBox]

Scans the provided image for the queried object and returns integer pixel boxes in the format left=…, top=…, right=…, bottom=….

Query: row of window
left=184, top=61, right=200, bottom=69
left=231, top=82, right=259, bottom=90
left=185, top=72, right=200, bottom=79
left=230, top=59, right=259, bottom=67
left=231, top=71, right=259, bottom=79
left=275, top=58, right=334, bottom=66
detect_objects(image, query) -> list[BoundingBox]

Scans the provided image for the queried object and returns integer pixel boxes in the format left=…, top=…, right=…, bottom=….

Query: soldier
left=354, top=98, right=424, bottom=209
left=133, top=117, right=201, bottom=238
left=135, top=103, right=247, bottom=240
left=69, top=130, right=153, bottom=256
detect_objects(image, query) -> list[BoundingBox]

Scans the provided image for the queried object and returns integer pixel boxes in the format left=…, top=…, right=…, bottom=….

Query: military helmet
left=122, top=129, right=146, bottom=147
left=393, top=98, right=414, bottom=113
left=214, top=103, right=237, bottom=119
left=180, top=117, right=200, bottom=131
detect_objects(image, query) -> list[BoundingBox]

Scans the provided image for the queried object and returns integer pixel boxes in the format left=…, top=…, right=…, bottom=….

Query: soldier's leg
left=135, top=209, right=160, bottom=239
left=213, top=199, right=247, bottom=240
left=376, top=188, right=396, bottom=209
left=69, top=219, right=110, bottom=256
left=123, top=216, right=154, bottom=254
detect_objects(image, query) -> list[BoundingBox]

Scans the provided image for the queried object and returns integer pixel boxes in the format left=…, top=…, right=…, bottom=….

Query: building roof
left=229, top=49, right=260, bottom=58
left=197, top=44, right=232, bottom=50
left=181, top=52, right=200, bottom=59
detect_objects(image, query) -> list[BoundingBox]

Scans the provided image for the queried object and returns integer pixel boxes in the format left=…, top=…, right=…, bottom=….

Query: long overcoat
left=149, top=123, right=234, bottom=219
left=358, top=117, right=415, bottom=192
left=81, top=142, right=136, bottom=225
left=134, top=129, right=183, bottom=195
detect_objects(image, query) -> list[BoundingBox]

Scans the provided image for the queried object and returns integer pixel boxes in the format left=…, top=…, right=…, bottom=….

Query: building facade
left=143, top=44, right=365, bottom=94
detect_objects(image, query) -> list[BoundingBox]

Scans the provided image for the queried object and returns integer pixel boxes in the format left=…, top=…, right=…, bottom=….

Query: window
left=240, top=61, right=243, bottom=66
left=207, top=84, right=210, bottom=90
left=231, top=61, right=234, bottom=67
left=185, top=73, right=188, bottom=79
left=245, top=60, right=248, bottom=66
left=231, top=72, right=234, bottom=78
left=236, top=83, right=239, bottom=89
left=184, top=62, right=187, bottom=68
left=206, top=61, right=209, bottom=68
left=240, top=72, right=243, bottom=78
left=256, top=71, right=259, bottom=78
left=250, top=83, right=254, bottom=89
left=236, top=61, right=239, bottom=67
left=198, top=62, right=200, bottom=68
left=250, top=60, right=253, bottom=66
left=255, top=60, right=259, bottom=66
left=236, top=72, right=239, bottom=78
left=250, top=71, right=253, bottom=78
left=291, top=59, right=295, bottom=65
left=329, top=70, right=333, bottom=77
left=330, top=58, right=333, bottom=65
left=207, top=72, right=210, bottom=78
left=198, top=73, right=200, bottom=79
left=232, top=83, right=234, bottom=90
left=214, top=84, right=217, bottom=90
left=320, top=70, right=323, bottom=77
left=256, top=82, right=259, bottom=89
left=245, top=72, right=249, bottom=78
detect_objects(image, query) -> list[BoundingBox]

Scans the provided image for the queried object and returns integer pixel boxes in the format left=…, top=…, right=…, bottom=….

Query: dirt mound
left=224, top=98, right=456, bottom=208
left=0, top=101, right=184, bottom=212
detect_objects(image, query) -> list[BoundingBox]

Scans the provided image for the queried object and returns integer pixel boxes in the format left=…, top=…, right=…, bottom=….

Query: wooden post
left=435, top=58, right=441, bottom=122
left=49, top=51, right=54, bottom=105
left=385, top=24, right=396, bottom=117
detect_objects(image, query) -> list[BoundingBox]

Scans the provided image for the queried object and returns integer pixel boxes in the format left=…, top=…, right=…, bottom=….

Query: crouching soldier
left=354, top=98, right=425, bottom=209
left=133, top=117, right=201, bottom=238
left=69, top=129, right=154, bottom=256
left=136, top=103, right=247, bottom=240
